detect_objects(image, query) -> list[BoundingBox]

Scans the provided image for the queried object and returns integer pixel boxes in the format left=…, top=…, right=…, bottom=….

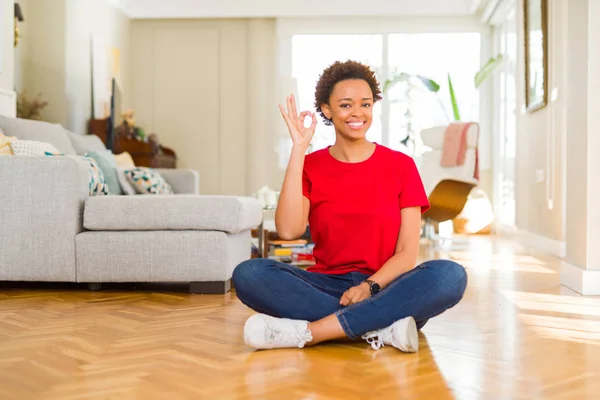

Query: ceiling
left=113, top=0, right=481, bottom=19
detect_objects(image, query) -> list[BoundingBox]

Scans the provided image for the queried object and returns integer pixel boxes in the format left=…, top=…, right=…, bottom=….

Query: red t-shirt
left=302, top=143, right=430, bottom=275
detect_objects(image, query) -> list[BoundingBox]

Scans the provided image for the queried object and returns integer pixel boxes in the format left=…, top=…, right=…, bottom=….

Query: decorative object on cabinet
left=16, top=92, right=48, bottom=121
left=14, top=3, right=24, bottom=48
left=89, top=117, right=177, bottom=169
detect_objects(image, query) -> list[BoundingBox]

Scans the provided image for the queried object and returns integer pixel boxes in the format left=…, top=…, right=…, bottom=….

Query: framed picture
left=523, top=0, right=548, bottom=113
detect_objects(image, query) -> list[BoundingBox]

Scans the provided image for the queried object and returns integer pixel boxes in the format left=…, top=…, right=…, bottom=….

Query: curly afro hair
left=314, top=60, right=382, bottom=126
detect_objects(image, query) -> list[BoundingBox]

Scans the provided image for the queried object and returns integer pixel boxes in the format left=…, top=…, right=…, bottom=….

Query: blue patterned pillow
left=45, top=152, right=109, bottom=196
left=84, top=150, right=123, bottom=195
left=123, top=167, right=174, bottom=195
left=81, top=155, right=109, bottom=196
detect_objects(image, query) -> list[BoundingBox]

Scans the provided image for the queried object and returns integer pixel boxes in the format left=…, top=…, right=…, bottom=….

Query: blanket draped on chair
left=440, top=122, right=479, bottom=180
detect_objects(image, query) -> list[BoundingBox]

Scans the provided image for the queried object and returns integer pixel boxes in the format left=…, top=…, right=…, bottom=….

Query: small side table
left=257, top=218, right=276, bottom=258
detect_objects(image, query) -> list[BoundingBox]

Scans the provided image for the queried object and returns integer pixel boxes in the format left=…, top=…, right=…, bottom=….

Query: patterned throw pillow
left=44, top=152, right=109, bottom=196
left=81, top=155, right=109, bottom=196
left=123, top=167, right=174, bottom=195
left=0, top=132, right=16, bottom=155
left=84, top=150, right=123, bottom=195
left=10, top=139, right=60, bottom=156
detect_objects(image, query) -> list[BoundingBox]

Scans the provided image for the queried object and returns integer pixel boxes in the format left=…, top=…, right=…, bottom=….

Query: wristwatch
left=364, top=279, right=381, bottom=295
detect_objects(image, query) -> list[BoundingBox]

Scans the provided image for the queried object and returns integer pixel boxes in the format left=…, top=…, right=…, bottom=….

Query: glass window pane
left=387, top=33, right=481, bottom=154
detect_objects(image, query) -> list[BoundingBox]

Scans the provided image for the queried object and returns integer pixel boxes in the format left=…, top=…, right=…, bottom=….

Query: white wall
left=561, top=0, right=600, bottom=295
left=564, top=0, right=587, bottom=268
left=586, top=0, right=600, bottom=271
left=514, top=0, right=565, bottom=242
left=511, top=0, right=600, bottom=294
left=65, top=0, right=130, bottom=134
left=15, top=0, right=68, bottom=124
left=0, top=0, right=16, bottom=117
left=15, top=0, right=130, bottom=134
left=130, top=18, right=278, bottom=196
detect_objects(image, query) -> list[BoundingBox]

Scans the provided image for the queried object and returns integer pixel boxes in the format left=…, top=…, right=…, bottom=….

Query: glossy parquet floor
left=1, top=236, right=599, bottom=400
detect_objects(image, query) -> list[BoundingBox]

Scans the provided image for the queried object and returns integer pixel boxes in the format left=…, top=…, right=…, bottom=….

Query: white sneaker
left=244, top=313, right=313, bottom=350
left=361, top=316, right=419, bottom=352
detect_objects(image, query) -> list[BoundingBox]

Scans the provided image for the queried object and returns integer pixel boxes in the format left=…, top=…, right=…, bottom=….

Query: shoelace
left=362, top=331, right=385, bottom=350
left=270, top=327, right=312, bottom=348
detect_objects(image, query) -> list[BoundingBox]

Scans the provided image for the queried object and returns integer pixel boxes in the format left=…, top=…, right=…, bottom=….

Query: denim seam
left=281, top=266, right=347, bottom=295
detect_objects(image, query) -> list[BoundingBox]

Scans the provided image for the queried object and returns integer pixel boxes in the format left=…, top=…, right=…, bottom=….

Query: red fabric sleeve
left=302, top=168, right=311, bottom=200
left=399, top=158, right=431, bottom=213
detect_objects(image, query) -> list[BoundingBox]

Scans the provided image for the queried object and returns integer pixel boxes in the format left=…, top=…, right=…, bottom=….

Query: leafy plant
left=382, top=73, right=440, bottom=93
left=474, top=54, right=504, bottom=88
left=381, top=73, right=443, bottom=149
left=448, top=74, right=460, bottom=121
left=383, top=54, right=504, bottom=121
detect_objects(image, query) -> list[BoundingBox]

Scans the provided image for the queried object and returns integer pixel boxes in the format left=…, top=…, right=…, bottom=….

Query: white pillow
left=10, top=139, right=60, bottom=156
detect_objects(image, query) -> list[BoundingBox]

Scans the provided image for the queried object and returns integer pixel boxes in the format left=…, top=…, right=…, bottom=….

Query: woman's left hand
left=340, top=283, right=371, bottom=306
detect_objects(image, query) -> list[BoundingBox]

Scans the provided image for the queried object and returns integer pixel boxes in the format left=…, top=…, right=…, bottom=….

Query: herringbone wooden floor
left=1, top=236, right=599, bottom=399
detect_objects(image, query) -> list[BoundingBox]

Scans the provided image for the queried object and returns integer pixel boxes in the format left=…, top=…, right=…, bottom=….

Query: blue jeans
left=232, top=258, right=468, bottom=339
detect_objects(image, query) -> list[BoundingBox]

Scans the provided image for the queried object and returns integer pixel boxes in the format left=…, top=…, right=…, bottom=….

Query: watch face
left=371, top=283, right=381, bottom=294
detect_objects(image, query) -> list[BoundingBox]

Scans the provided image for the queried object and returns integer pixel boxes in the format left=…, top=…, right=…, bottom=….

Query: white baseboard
left=496, top=224, right=566, bottom=258
left=560, top=262, right=600, bottom=296
left=0, top=88, right=16, bottom=117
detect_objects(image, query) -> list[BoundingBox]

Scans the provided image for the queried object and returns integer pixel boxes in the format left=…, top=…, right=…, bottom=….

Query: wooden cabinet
left=88, top=118, right=177, bottom=169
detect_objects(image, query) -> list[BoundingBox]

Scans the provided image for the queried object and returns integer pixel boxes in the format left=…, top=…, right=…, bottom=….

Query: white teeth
left=348, top=122, right=364, bottom=127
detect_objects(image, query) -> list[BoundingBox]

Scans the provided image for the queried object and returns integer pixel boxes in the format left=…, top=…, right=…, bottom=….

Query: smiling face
left=320, top=79, right=374, bottom=141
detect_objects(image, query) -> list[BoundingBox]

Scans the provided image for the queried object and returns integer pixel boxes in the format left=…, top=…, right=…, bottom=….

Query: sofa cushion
left=0, top=115, right=76, bottom=155
left=44, top=153, right=109, bottom=196
left=85, top=150, right=123, bottom=195
left=76, top=230, right=249, bottom=283
left=79, top=156, right=110, bottom=196
left=123, top=166, right=174, bottom=195
left=0, top=132, right=17, bottom=155
left=83, top=195, right=263, bottom=234
left=116, top=167, right=137, bottom=195
left=114, top=151, right=135, bottom=167
left=65, top=130, right=106, bottom=155
left=10, top=139, right=60, bottom=155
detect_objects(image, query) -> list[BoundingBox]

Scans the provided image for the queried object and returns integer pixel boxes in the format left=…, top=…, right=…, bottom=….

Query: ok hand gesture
left=278, top=94, right=317, bottom=150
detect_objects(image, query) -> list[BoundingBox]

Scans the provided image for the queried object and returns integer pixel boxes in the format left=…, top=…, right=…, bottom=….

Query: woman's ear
left=321, top=104, right=332, bottom=120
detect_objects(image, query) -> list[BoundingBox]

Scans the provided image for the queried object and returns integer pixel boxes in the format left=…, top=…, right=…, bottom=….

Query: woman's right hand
left=278, top=94, right=317, bottom=149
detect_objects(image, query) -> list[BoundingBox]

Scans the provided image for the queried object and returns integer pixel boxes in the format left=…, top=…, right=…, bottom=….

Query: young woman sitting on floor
left=232, top=60, right=468, bottom=352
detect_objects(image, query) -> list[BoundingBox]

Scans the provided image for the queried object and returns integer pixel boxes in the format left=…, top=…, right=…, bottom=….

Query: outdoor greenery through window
left=291, top=33, right=481, bottom=156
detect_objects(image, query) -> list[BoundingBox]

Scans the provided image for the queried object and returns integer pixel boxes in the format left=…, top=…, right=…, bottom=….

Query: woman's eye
left=363, top=103, right=371, bottom=107
left=340, top=104, right=350, bottom=108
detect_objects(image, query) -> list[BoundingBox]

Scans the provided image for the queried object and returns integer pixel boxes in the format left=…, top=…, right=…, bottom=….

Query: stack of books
left=269, top=240, right=315, bottom=267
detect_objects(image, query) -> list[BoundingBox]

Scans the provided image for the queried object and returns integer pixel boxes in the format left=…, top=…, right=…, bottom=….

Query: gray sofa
left=0, top=115, right=262, bottom=293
